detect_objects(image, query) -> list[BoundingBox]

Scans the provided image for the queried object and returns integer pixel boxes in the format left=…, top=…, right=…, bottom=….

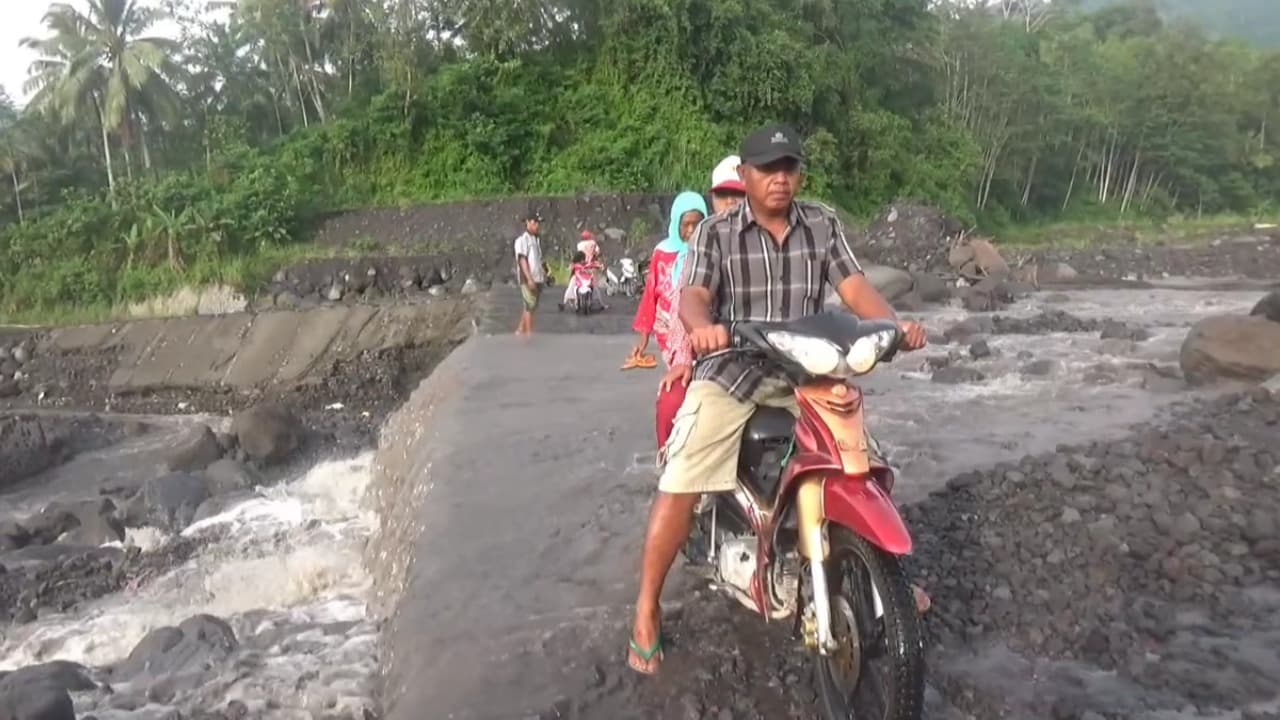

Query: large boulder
left=111, top=615, right=238, bottom=682
left=1180, top=315, right=1280, bottom=386
left=1037, top=261, right=1079, bottom=284
left=230, top=403, right=302, bottom=465
left=163, top=425, right=224, bottom=472
left=132, top=472, right=210, bottom=531
left=0, top=417, right=57, bottom=492
left=910, top=272, right=951, bottom=303
left=863, top=265, right=915, bottom=302
left=0, top=661, right=92, bottom=720
left=1251, top=290, right=1280, bottom=323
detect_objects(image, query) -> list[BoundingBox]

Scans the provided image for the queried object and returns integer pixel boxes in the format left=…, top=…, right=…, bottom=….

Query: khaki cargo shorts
left=658, top=380, right=796, bottom=494
left=657, top=379, right=890, bottom=495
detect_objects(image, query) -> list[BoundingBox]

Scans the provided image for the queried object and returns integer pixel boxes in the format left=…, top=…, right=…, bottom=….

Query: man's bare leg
left=629, top=490, right=700, bottom=673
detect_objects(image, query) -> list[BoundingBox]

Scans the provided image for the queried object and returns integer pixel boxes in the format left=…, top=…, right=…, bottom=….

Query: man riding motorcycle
left=627, top=124, right=928, bottom=674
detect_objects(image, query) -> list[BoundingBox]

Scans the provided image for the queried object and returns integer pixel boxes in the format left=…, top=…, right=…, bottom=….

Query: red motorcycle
left=683, top=312, right=924, bottom=720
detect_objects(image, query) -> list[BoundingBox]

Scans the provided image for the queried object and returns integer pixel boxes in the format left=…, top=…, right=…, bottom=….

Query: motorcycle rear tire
left=815, top=527, right=924, bottom=720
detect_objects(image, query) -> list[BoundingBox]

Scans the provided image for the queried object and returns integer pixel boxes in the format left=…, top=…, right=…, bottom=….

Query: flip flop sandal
left=627, top=636, right=664, bottom=675
left=621, top=355, right=642, bottom=370
left=634, top=354, right=658, bottom=369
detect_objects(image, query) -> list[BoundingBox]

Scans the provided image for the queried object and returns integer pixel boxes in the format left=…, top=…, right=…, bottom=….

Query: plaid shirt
left=679, top=200, right=864, bottom=401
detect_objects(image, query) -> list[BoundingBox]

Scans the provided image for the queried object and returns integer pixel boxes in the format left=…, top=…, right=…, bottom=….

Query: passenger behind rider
left=626, top=124, right=928, bottom=675
left=629, top=192, right=708, bottom=441
left=709, top=154, right=747, bottom=214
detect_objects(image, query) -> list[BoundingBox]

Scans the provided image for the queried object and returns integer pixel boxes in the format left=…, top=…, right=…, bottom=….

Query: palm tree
left=23, top=0, right=184, bottom=194
left=0, top=93, right=27, bottom=223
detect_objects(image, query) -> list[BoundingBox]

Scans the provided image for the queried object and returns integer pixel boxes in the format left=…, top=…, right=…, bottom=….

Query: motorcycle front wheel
left=815, top=527, right=924, bottom=720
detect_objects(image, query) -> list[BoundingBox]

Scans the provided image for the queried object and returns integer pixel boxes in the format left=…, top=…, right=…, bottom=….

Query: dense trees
left=0, top=0, right=1277, bottom=316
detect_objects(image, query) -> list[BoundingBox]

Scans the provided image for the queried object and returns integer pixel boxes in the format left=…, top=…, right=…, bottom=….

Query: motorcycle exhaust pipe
left=797, top=476, right=838, bottom=654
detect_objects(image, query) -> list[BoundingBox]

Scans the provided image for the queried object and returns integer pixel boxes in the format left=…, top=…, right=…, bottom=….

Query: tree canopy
left=0, top=0, right=1277, bottom=316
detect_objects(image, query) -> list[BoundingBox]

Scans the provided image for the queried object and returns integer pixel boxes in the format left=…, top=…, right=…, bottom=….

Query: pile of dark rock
left=0, top=337, right=40, bottom=401
left=254, top=256, right=490, bottom=311
left=857, top=204, right=967, bottom=272
left=942, top=310, right=1149, bottom=343
left=906, top=388, right=1280, bottom=718
left=1032, top=231, right=1280, bottom=281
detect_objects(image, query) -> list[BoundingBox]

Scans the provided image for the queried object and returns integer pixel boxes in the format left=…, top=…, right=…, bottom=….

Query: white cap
left=710, top=155, right=745, bottom=194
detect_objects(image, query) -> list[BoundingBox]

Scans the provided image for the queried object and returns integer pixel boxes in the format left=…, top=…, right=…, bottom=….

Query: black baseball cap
left=740, top=124, right=805, bottom=167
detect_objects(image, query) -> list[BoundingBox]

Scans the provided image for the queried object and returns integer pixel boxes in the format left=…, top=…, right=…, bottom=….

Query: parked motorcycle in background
left=606, top=256, right=646, bottom=299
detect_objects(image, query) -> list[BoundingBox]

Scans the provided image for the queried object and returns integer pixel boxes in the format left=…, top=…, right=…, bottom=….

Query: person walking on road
left=514, top=212, right=546, bottom=336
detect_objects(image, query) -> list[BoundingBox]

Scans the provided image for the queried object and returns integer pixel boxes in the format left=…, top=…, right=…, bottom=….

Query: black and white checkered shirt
left=679, top=200, right=864, bottom=401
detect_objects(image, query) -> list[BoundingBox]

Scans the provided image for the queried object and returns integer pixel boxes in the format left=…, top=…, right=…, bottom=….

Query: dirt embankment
left=309, top=193, right=674, bottom=274
left=0, top=299, right=473, bottom=462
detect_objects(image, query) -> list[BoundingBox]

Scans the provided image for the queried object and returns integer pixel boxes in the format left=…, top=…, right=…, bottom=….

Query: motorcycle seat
left=744, top=407, right=794, bottom=443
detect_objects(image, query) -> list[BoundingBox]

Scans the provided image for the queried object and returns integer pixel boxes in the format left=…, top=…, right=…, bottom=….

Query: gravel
left=907, top=387, right=1280, bottom=718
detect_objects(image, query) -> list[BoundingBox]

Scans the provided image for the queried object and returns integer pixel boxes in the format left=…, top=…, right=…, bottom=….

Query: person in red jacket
left=629, top=191, right=707, bottom=452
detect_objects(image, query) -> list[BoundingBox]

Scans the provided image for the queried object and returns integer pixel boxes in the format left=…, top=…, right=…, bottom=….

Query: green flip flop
left=627, top=636, right=664, bottom=675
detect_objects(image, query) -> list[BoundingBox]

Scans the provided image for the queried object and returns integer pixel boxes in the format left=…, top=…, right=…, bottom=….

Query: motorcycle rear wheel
left=815, top=527, right=924, bottom=720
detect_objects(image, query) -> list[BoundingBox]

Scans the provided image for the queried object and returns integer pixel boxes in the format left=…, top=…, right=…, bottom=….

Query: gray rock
left=0, top=519, right=29, bottom=551
left=192, top=491, right=257, bottom=524
left=1038, top=261, right=1079, bottom=284
left=1250, top=290, right=1280, bottom=323
left=1020, top=359, right=1063, bottom=377
left=944, top=316, right=995, bottom=342
left=139, top=472, right=210, bottom=531
left=911, top=272, right=951, bottom=303
left=55, top=499, right=126, bottom=546
left=1100, top=320, right=1151, bottom=342
left=968, top=340, right=993, bottom=359
left=864, top=265, right=915, bottom=302
left=1170, top=512, right=1201, bottom=542
left=112, top=615, right=238, bottom=682
left=0, top=416, right=56, bottom=492
left=276, top=291, right=302, bottom=309
left=931, top=366, right=986, bottom=385
left=164, top=425, right=223, bottom=472
left=0, top=380, right=20, bottom=399
left=324, top=283, right=345, bottom=302
left=460, top=277, right=482, bottom=295
left=1098, top=338, right=1137, bottom=357
left=11, top=343, right=31, bottom=365
left=230, top=403, right=302, bottom=466
left=202, top=458, right=260, bottom=496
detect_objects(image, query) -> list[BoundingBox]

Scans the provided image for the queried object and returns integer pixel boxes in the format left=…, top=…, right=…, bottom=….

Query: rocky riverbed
left=3, top=269, right=1279, bottom=719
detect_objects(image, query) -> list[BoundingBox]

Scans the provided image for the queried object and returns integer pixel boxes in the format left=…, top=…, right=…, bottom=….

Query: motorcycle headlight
left=766, top=331, right=842, bottom=376
left=846, top=329, right=898, bottom=375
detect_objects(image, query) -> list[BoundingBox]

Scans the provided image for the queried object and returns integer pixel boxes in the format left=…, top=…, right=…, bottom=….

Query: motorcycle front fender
left=823, top=475, right=913, bottom=556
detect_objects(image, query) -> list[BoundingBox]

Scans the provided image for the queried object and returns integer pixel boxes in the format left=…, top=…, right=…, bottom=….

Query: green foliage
left=0, top=149, right=299, bottom=315
left=2, top=0, right=1280, bottom=321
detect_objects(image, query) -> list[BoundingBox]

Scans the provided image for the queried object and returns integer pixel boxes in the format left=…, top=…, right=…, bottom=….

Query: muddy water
left=869, top=288, right=1259, bottom=503
left=0, top=444, right=380, bottom=718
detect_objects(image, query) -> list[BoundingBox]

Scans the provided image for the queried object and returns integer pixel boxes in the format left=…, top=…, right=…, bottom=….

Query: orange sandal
left=621, top=352, right=659, bottom=370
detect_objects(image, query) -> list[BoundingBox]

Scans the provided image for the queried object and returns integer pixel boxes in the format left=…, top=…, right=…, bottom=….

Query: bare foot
left=626, top=609, right=663, bottom=675
left=914, top=585, right=931, bottom=614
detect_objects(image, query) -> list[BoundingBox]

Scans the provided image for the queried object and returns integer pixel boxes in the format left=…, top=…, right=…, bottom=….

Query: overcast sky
left=0, top=2, right=54, bottom=103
